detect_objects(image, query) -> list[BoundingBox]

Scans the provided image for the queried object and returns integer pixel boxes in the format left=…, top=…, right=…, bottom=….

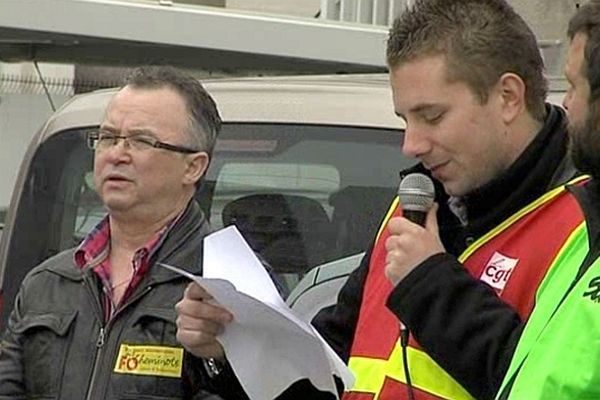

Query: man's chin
left=103, top=198, right=134, bottom=214
left=441, top=179, right=465, bottom=197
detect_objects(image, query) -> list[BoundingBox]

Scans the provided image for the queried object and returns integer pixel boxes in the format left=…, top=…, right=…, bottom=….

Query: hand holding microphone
left=384, top=173, right=445, bottom=286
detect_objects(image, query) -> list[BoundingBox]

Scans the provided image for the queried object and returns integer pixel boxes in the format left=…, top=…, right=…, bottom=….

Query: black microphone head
left=398, top=173, right=435, bottom=213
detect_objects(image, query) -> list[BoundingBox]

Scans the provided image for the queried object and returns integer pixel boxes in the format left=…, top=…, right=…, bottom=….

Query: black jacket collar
left=147, top=200, right=213, bottom=283
left=462, top=104, right=573, bottom=236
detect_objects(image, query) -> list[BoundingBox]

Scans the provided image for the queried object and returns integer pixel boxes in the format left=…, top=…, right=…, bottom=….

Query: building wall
left=509, top=0, right=579, bottom=76
left=220, top=0, right=580, bottom=75
left=150, top=0, right=581, bottom=70
left=174, top=0, right=320, bottom=17
left=226, top=0, right=320, bottom=18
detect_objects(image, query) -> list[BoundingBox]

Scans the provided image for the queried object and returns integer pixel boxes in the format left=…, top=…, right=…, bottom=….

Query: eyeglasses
left=87, top=130, right=200, bottom=154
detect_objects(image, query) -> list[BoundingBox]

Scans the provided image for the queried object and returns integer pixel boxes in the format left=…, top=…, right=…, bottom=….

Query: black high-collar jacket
left=385, top=104, right=583, bottom=400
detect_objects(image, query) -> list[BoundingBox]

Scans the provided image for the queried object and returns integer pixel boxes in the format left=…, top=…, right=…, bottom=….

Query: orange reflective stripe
left=349, top=344, right=473, bottom=400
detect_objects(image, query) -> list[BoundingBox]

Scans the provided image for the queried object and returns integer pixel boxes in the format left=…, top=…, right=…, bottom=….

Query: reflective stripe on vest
left=344, top=177, right=587, bottom=400
left=348, top=346, right=472, bottom=400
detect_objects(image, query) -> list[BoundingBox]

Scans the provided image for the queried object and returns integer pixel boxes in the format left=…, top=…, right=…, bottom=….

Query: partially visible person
left=0, top=66, right=245, bottom=399
left=174, top=1, right=580, bottom=399
left=382, top=1, right=600, bottom=399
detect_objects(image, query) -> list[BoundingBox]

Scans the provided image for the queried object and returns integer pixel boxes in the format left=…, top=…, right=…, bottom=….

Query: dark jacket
left=0, top=200, right=244, bottom=400
left=312, top=104, right=577, bottom=394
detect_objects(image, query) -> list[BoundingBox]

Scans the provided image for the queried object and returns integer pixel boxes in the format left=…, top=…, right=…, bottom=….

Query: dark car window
left=0, top=123, right=413, bottom=325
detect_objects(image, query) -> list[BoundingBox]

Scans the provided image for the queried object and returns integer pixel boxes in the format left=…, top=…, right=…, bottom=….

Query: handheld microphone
left=397, top=173, right=435, bottom=227
left=396, top=172, right=434, bottom=400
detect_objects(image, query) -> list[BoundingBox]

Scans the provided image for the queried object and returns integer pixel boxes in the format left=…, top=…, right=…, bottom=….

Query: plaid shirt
left=74, top=216, right=172, bottom=322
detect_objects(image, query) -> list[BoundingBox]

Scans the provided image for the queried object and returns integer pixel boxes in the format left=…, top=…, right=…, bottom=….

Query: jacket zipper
left=84, top=284, right=154, bottom=400
left=85, top=326, right=108, bottom=400
left=83, top=274, right=109, bottom=400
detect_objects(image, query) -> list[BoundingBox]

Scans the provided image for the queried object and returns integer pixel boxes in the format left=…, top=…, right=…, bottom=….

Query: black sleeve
left=386, top=253, right=525, bottom=400
left=311, top=246, right=372, bottom=363
left=191, top=358, right=342, bottom=399
left=200, top=360, right=249, bottom=400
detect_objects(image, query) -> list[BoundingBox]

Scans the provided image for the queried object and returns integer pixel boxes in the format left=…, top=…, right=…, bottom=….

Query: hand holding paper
left=175, top=282, right=232, bottom=360
left=164, top=226, right=354, bottom=400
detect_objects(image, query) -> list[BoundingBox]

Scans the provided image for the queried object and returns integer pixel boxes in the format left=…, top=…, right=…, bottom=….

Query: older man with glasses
left=0, top=66, right=247, bottom=399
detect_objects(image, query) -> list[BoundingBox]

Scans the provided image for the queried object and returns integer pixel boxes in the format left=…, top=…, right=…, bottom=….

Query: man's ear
left=497, top=72, right=527, bottom=124
left=183, top=152, right=210, bottom=186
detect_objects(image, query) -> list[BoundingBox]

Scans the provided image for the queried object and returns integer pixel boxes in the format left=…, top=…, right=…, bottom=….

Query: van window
left=1, top=123, right=412, bottom=325
left=213, top=163, right=341, bottom=225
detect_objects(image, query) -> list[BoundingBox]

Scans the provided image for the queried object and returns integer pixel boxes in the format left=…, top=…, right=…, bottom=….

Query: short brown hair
left=387, top=0, right=547, bottom=121
left=568, top=0, right=600, bottom=101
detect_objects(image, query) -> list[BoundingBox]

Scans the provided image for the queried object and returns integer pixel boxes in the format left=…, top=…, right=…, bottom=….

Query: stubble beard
left=569, top=102, right=600, bottom=179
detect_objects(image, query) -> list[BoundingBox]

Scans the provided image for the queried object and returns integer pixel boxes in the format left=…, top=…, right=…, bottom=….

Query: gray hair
left=123, top=65, right=222, bottom=156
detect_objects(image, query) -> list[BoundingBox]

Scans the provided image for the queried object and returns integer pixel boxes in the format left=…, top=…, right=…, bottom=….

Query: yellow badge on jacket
left=114, top=344, right=184, bottom=378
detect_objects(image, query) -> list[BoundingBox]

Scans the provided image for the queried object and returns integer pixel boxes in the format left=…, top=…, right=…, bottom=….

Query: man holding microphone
left=385, top=1, right=600, bottom=398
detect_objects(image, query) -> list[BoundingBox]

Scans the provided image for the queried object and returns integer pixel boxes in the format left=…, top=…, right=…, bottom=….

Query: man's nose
left=402, top=125, right=431, bottom=158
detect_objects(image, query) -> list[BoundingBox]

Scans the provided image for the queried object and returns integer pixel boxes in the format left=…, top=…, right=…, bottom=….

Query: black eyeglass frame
left=86, top=131, right=200, bottom=154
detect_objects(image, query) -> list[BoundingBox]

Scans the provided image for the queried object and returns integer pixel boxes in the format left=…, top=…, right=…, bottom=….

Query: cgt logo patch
left=480, top=251, right=518, bottom=293
left=114, top=344, right=183, bottom=378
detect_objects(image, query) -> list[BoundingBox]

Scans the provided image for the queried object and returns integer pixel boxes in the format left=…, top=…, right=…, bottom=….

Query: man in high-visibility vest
left=172, top=1, right=580, bottom=399
left=384, top=1, right=600, bottom=399
left=311, top=1, right=583, bottom=400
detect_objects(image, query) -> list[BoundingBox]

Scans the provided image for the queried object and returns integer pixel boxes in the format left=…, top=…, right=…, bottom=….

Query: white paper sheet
left=160, top=226, right=354, bottom=400
left=202, top=226, right=285, bottom=308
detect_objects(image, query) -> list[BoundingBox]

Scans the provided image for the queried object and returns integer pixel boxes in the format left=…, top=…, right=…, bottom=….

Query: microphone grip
left=402, top=209, right=427, bottom=227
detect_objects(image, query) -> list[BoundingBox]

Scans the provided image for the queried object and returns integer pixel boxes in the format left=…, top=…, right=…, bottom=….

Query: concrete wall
left=221, top=0, right=581, bottom=74
left=178, top=0, right=320, bottom=17
left=155, top=0, right=582, bottom=74
left=509, top=0, right=580, bottom=76
left=510, top=0, right=576, bottom=42
left=226, top=0, right=320, bottom=18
